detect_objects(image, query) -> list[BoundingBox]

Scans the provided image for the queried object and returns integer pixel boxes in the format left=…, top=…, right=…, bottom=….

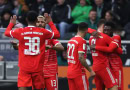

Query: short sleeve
left=104, top=34, right=119, bottom=47
left=103, top=34, right=113, bottom=45
left=52, top=39, right=60, bottom=46
left=113, top=36, right=121, bottom=43
left=10, top=28, right=21, bottom=40
left=78, top=40, right=86, bottom=53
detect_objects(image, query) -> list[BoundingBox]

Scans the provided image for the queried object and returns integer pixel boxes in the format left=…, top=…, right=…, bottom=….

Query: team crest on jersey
left=30, top=28, right=32, bottom=30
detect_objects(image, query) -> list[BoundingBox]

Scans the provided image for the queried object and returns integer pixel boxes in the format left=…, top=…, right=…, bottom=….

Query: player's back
left=108, top=35, right=122, bottom=70
left=18, top=26, right=52, bottom=72
left=89, top=33, right=112, bottom=71
left=67, top=35, right=87, bottom=78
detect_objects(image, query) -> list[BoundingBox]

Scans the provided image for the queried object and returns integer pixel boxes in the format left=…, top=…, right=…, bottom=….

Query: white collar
left=75, top=35, right=85, bottom=40
left=27, top=25, right=35, bottom=27
left=113, top=33, right=118, bottom=36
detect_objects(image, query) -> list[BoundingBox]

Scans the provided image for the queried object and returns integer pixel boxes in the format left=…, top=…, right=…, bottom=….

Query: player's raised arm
left=5, top=15, right=21, bottom=39
left=5, top=15, right=16, bottom=37
left=44, top=13, right=60, bottom=39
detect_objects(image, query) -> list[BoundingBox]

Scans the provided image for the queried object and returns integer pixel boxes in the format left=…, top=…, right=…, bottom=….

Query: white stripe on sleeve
left=55, top=43, right=61, bottom=46
left=51, top=32, right=54, bottom=39
left=112, top=41, right=119, bottom=47
left=10, top=31, right=13, bottom=38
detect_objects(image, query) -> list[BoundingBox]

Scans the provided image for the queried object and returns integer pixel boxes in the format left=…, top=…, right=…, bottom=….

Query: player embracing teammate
left=67, top=20, right=123, bottom=90
left=5, top=10, right=123, bottom=90
left=89, top=20, right=123, bottom=90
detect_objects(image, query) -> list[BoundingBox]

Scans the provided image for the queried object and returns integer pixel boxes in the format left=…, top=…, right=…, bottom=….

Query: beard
left=38, top=25, right=43, bottom=28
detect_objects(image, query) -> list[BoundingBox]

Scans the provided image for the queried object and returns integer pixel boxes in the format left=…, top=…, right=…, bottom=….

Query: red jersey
left=108, top=35, right=123, bottom=70
left=5, top=22, right=60, bottom=72
left=67, top=35, right=87, bottom=78
left=43, top=39, right=60, bottom=77
left=89, top=33, right=115, bottom=71
left=112, top=35, right=121, bottom=47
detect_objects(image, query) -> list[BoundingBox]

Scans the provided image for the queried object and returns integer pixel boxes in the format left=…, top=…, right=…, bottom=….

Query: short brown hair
left=78, top=22, right=88, bottom=31
left=97, top=19, right=106, bottom=28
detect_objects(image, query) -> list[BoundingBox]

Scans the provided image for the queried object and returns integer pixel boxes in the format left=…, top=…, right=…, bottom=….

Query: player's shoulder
left=74, top=35, right=86, bottom=43
left=101, top=33, right=111, bottom=39
left=68, top=36, right=79, bottom=44
left=13, top=27, right=24, bottom=32
left=35, top=27, right=52, bottom=32
left=112, top=35, right=121, bottom=42
left=89, top=33, right=104, bottom=41
left=113, top=35, right=121, bottom=40
left=24, top=26, right=40, bottom=30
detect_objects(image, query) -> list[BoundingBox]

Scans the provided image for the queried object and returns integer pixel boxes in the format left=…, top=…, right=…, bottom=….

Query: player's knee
left=109, top=85, right=118, bottom=90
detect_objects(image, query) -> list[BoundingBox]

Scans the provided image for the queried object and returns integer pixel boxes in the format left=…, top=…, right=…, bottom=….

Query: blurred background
left=0, top=0, right=130, bottom=90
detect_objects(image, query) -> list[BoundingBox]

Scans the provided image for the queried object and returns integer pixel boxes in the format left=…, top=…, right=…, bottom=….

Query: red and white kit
left=89, top=33, right=117, bottom=90
left=5, top=22, right=60, bottom=89
left=109, top=35, right=123, bottom=90
left=43, top=39, right=60, bottom=90
left=94, top=34, right=123, bottom=90
left=67, top=35, right=89, bottom=90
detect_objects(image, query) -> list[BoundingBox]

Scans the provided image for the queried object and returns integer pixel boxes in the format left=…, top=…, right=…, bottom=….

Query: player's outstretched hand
left=92, top=31, right=100, bottom=38
left=10, top=15, right=17, bottom=25
left=90, top=44, right=96, bottom=50
left=44, top=13, right=52, bottom=24
left=90, top=71, right=96, bottom=78
left=10, top=41, right=17, bottom=45
left=10, top=41, right=18, bottom=50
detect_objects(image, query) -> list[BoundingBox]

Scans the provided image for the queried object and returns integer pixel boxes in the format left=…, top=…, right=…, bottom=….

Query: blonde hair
left=37, top=15, right=45, bottom=21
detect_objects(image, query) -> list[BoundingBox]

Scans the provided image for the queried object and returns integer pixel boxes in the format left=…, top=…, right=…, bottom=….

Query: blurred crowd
left=0, top=0, right=130, bottom=40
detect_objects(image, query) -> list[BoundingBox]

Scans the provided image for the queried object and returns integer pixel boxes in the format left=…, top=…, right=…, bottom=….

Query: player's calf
left=19, top=87, right=32, bottom=90
left=108, top=85, right=118, bottom=90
